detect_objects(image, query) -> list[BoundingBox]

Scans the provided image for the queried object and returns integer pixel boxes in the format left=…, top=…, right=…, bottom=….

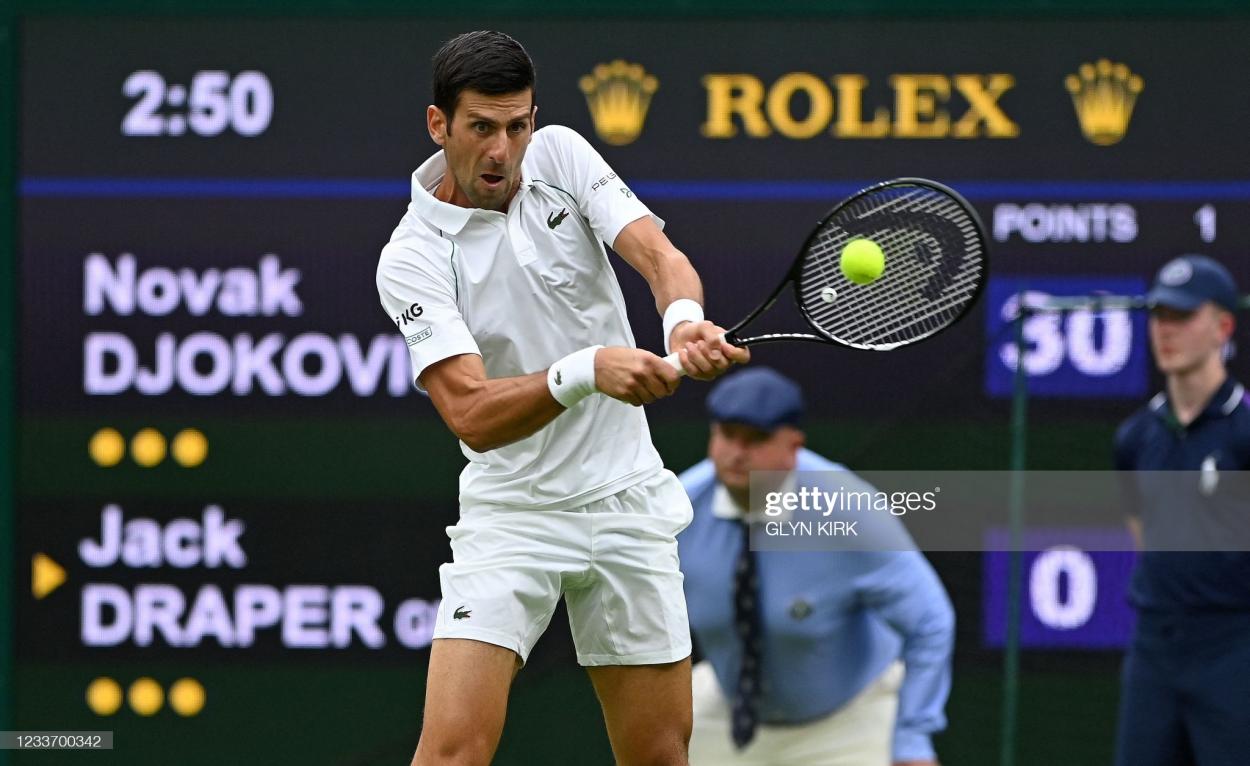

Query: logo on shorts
left=547, top=208, right=570, bottom=230
left=453, top=605, right=472, bottom=620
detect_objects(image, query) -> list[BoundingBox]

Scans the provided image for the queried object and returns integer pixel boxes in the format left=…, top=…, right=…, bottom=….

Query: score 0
left=1194, top=204, right=1216, bottom=243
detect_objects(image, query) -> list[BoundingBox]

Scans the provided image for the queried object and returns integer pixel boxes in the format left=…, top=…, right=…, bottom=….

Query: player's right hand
left=671, top=320, right=752, bottom=380
left=594, top=347, right=681, bottom=406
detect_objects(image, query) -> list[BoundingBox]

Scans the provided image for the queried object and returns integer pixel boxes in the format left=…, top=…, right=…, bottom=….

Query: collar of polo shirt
left=1149, top=378, right=1246, bottom=429
left=410, top=150, right=533, bottom=234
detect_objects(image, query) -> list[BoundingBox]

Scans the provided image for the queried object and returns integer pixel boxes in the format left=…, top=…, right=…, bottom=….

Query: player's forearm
left=647, top=250, right=708, bottom=354
left=612, top=217, right=704, bottom=312
left=647, top=250, right=704, bottom=315
left=446, top=372, right=565, bottom=453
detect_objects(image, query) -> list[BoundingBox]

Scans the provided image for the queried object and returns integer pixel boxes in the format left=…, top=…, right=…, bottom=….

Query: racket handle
left=661, top=332, right=730, bottom=378
left=662, top=351, right=688, bottom=377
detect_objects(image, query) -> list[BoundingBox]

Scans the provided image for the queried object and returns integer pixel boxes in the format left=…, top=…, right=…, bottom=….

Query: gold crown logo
left=579, top=60, right=659, bottom=146
left=1065, top=59, right=1143, bottom=146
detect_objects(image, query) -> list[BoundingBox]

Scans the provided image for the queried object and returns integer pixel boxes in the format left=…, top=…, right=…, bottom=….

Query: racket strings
left=807, top=233, right=949, bottom=344
left=842, top=210, right=980, bottom=341
left=797, top=185, right=984, bottom=350
left=808, top=244, right=976, bottom=345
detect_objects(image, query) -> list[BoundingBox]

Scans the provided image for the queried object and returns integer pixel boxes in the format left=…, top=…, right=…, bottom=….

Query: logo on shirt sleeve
left=590, top=172, right=619, bottom=193
left=393, top=302, right=424, bottom=326
left=405, top=327, right=433, bottom=346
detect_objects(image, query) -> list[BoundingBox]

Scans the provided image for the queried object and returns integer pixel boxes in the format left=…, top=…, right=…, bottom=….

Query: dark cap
left=706, top=367, right=804, bottom=431
left=1147, top=254, right=1240, bottom=313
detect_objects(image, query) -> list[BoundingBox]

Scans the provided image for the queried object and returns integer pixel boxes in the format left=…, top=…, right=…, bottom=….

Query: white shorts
left=432, top=469, right=694, bottom=666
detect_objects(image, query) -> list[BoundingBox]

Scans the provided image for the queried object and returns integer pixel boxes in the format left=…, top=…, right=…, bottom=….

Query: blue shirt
left=677, top=449, right=955, bottom=762
left=1114, top=377, right=1250, bottom=612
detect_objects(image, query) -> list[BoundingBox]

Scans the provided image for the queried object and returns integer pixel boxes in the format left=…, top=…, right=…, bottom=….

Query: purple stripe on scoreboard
left=983, top=528, right=1138, bottom=649
left=20, top=178, right=1250, bottom=202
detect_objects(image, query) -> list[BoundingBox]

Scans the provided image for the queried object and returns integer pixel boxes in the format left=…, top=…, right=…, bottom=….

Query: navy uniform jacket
left=1114, top=377, right=1250, bottom=612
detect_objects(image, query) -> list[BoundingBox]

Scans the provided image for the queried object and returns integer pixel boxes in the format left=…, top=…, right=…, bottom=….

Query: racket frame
left=724, top=177, right=989, bottom=350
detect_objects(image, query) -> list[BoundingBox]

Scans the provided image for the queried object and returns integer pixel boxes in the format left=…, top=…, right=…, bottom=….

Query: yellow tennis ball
left=840, top=239, right=885, bottom=285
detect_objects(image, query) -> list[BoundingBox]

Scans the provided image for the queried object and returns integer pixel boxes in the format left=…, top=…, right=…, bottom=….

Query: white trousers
left=687, top=659, right=904, bottom=766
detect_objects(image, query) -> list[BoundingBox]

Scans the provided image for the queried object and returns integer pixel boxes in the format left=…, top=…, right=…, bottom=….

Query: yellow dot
left=131, top=428, right=167, bottom=467
left=88, top=428, right=125, bottom=467
left=128, top=677, right=164, bottom=716
left=169, top=678, right=206, bottom=716
left=171, top=428, right=209, bottom=468
left=86, top=677, right=122, bottom=716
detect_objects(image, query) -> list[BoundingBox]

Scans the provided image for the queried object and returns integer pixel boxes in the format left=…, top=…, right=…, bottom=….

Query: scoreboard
left=11, top=16, right=1250, bottom=764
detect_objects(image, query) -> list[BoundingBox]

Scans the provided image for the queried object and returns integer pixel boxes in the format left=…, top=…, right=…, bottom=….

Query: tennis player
left=376, top=31, right=748, bottom=766
left=1113, top=254, right=1250, bottom=766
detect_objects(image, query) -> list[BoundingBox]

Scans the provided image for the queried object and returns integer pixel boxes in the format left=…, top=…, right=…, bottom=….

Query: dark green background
left=5, top=1, right=1249, bottom=765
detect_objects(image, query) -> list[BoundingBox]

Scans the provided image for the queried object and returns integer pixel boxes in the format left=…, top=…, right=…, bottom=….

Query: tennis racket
left=664, top=177, right=988, bottom=373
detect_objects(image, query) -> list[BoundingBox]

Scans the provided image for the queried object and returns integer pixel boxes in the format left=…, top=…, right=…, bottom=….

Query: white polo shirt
left=377, top=125, right=666, bottom=510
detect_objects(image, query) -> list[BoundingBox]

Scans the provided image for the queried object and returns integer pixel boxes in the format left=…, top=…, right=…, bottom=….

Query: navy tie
left=731, top=519, right=762, bottom=750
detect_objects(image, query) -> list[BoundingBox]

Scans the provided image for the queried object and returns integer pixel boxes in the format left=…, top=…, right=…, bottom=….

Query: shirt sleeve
left=853, top=551, right=956, bottom=763
left=539, top=125, right=664, bottom=248
left=376, top=243, right=480, bottom=390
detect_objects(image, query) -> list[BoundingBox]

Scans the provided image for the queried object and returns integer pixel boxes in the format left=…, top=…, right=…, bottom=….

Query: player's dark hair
left=432, top=31, right=535, bottom=122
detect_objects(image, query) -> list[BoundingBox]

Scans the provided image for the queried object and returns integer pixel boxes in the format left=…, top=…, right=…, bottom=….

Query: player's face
left=1148, top=303, right=1233, bottom=375
left=428, top=89, right=536, bottom=211
left=709, top=422, right=804, bottom=492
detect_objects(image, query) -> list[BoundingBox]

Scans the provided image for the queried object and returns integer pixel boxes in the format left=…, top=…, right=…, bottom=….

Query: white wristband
left=663, top=298, right=705, bottom=354
left=547, top=345, right=603, bottom=409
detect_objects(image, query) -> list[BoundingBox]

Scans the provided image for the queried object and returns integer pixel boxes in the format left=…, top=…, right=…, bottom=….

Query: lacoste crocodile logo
left=453, top=605, right=471, bottom=620
left=555, top=370, right=563, bottom=385
left=547, top=208, right=570, bottom=230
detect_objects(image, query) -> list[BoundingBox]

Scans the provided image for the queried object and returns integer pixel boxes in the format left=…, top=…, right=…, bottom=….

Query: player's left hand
left=670, top=320, right=750, bottom=381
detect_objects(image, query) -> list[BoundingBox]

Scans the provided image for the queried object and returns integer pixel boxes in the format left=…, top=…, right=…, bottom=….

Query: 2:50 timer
left=122, top=70, right=273, bottom=137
